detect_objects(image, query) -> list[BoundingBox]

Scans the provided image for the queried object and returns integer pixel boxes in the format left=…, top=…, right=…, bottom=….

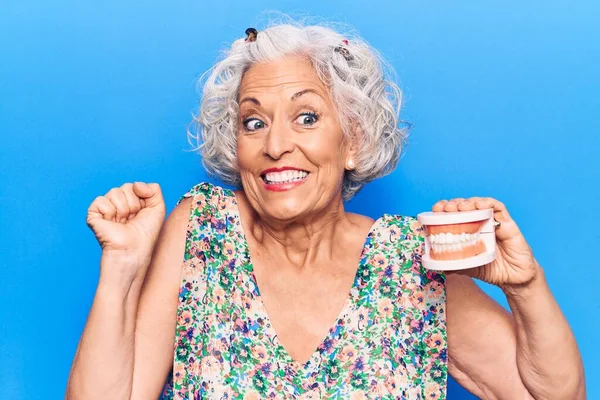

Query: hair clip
left=334, top=40, right=353, bottom=61
left=245, top=28, right=258, bottom=42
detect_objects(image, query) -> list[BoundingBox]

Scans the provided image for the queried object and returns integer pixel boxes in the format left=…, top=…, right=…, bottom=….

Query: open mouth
left=261, top=170, right=310, bottom=185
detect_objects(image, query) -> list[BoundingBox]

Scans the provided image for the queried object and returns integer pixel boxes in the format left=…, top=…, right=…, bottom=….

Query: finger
left=474, top=198, right=511, bottom=222
left=468, top=196, right=484, bottom=204
left=105, top=188, right=130, bottom=223
left=120, top=183, right=142, bottom=220
left=432, top=200, right=448, bottom=212
left=457, top=199, right=477, bottom=211
left=133, top=182, right=164, bottom=209
left=444, top=198, right=465, bottom=212
left=92, top=196, right=117, bottom=222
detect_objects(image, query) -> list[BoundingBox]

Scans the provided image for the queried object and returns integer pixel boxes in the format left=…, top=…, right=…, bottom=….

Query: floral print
left=160, top=183, right=447, bottom=399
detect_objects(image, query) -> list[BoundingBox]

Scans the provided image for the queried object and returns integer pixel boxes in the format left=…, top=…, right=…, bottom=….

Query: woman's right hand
left=87, top=182, right=167, bottom=281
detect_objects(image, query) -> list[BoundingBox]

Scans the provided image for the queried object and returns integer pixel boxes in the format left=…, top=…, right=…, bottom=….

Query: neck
left=247, top=197, right=352, bottom=270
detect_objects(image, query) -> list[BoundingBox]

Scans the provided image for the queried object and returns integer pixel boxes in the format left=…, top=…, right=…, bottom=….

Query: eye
left=294, top=112, right=319, bottom=126
left=242, top=118, right=266, bottom=132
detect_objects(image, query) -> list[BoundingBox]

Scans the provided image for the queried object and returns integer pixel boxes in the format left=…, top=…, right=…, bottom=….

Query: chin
left=260, top=194, right=310, bottom=222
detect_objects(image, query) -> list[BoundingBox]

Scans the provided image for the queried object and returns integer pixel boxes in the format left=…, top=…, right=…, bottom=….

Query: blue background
left=1, top=1, right=598, bottom=398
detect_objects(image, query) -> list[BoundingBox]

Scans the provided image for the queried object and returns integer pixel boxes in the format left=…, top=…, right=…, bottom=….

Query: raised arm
left=447, top=273, right=585, bottom=399
left=66, top=183, right=191, bottom=400
left=434, top=197, right=585, bottom=400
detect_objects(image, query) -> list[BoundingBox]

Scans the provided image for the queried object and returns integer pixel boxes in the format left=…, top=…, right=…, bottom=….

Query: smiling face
left=237, top=56, right=354, bottom=223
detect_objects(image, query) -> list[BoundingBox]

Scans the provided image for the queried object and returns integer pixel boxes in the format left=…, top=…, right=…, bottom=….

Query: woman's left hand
left=432, top=197, right=540, bottom=288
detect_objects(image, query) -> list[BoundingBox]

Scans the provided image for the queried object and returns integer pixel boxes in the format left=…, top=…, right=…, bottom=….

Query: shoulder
left=174, top=181, right=240, bottom=218
left=173, top=182, right=239, bottom=235
left=176, top=181, right=235, bottom=207
left=379, top=214, right=445, bottom=282
left=380, top=214, right=426, bottom=247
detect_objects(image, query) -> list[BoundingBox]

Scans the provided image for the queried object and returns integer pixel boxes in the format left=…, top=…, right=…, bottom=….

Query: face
left=237, top=56, right=354, bottom=223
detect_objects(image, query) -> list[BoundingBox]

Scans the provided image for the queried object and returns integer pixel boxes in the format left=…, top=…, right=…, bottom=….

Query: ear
left=344, top=126, right=361, bottom=171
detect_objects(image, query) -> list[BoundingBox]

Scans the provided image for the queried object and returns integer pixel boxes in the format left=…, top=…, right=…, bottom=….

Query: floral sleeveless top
left=160, top=183, right=447, bottom=399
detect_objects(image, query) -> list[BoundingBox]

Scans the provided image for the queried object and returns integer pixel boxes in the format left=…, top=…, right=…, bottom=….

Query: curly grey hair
left=188, top=20, right=408, bottom=200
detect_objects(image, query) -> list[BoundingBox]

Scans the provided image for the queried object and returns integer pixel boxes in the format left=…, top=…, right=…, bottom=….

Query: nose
left=263, top=118, right=295, bottom=160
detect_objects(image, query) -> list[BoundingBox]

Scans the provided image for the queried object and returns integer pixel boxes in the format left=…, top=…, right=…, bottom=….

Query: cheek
left=300, top=128, right=346, bottom=170
left=237, top=136, right=260, bottom=170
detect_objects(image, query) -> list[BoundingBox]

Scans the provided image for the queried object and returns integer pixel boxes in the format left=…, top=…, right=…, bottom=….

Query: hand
left=87, top=182, right=166, bottom=279
left=432, top=198, right=539, bottom=289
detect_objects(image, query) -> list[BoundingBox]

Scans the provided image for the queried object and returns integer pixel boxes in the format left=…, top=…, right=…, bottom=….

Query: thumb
left=133, top=182, right=164, bottom=209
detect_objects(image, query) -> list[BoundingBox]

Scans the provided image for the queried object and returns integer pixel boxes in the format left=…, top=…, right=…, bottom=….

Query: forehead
left=238, top=56, right=329, bottom=99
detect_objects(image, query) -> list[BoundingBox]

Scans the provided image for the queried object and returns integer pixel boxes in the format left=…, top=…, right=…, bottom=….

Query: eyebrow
left=239, top=96, right=261, bottom=106
left=238, top=89, right=324, bottom=107
left=291, top=88, right=323, bottom=101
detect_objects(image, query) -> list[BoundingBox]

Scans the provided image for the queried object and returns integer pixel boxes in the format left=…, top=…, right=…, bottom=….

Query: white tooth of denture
left=428, top=230, right=487, bottom=253
left=429, top=236, right=483, bottom=252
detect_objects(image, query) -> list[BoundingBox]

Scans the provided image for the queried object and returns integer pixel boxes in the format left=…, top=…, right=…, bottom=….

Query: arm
left=130, top=197, right=192, bottom=399
left=447, top=271, right=585, bottom=400
left=66, top=196, right=192, bottom=399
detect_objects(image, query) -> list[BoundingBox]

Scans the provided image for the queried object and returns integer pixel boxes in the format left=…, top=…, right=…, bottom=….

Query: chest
left=250, top=253, right=360, bottom=364
left=167, top=212, right=448, bottom=399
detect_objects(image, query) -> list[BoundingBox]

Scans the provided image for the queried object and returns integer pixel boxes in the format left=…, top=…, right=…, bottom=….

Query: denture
left=417, top=209, right=497, bottom=271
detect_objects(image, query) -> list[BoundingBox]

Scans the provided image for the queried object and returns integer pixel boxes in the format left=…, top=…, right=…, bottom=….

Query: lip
left=260, top=166, right=310, bottom=192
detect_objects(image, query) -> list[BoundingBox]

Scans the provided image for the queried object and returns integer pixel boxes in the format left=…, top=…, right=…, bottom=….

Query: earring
left=346, top=159, right=355, bottom=170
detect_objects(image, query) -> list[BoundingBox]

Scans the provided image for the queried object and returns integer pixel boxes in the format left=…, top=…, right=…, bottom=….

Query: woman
left=66, top=22, right=585, bottom=399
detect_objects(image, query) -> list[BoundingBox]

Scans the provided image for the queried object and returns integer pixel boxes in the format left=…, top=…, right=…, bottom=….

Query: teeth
left=428, top=231, right=481, bottom=253
left=264, top=170, right=308, bottom=183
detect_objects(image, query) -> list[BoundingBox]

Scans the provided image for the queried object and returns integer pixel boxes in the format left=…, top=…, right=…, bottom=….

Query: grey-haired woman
left=67, top=22, right=585, bottom=399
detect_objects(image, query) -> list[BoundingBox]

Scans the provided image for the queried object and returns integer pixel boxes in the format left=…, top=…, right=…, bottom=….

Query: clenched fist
left=87, top=182, right=166, bottom=279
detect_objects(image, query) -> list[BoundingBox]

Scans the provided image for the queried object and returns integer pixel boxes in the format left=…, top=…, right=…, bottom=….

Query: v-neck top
left=160, top=183, right=447, bottom=399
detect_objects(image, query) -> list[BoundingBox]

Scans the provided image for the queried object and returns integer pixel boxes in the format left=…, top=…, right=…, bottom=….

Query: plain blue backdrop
left=1, top=0, right=598, bottom=398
